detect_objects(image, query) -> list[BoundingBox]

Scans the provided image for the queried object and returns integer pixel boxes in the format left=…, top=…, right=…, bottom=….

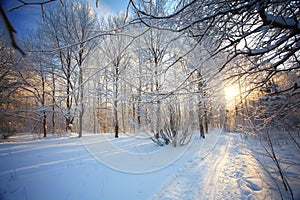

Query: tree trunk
left=114, top=65, right=119, bottom=138
left=197, top=70, right=205, bottom=138
left=198, top=101, right=205, bottom=138
left=204, top=109, right=208, bottom=133
left=154, top=60, right=161, bottom=138
left=66, top=65, right=71, bottom=132
left=137, top=52, right=142, bottom=131
left=114, top=99, right=119, bottom=138
left=132, top=97, right=136, bottom=132
left=52, top=67, right=55, bottom=134
left=42, top=75, right=47, bottom=137
left=78, top=66, right=84, bottom=138
left=43, top=112, right=47, bottom=137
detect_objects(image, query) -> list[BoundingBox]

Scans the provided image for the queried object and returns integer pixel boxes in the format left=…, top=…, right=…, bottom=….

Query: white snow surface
left=0, top=129, right=299, bottom=200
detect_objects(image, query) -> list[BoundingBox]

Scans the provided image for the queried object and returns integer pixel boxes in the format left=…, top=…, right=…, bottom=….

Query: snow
left=81, top=133, right=193, bottom=173
left=0, top=130, right=299, bottom=200
left=154, top=133, right=270, bottom=199
left=265, top=13, right=300, bottom=29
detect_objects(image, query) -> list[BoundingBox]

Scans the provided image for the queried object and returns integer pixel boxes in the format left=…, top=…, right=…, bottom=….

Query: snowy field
left=0, top=129, right=299, bottom=200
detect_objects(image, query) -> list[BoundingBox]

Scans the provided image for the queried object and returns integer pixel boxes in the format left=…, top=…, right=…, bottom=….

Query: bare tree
left=25, top=31, right=53, bottom=137
left=68, top=1, right=98, bottom=137
left=0, top=35, right=25, bottom=137
left=98, top=14, right=133, bottom=138
left=42, top=5, right=76, bottom=132
left=36, top=0, right=99, bottom=136
left=130, top=0, right=299, bottom=91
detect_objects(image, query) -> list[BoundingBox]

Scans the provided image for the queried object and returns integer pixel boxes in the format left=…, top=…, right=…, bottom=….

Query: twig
left=0, top=3, right=26, bottom=55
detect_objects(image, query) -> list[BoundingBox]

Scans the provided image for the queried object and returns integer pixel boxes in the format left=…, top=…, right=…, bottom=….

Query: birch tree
left=68, top=1, right=98, bottom=137
left=99, top=14, right=132, bottom=138
left=40, top=0, right=98, bottom=136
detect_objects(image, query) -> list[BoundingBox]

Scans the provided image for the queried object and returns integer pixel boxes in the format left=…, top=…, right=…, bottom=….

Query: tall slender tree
left=40, top=0, right=98, bottom=136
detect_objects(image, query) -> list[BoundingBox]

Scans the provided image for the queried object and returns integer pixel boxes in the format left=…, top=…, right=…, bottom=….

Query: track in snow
left=153, top=130, right=277, bottom=200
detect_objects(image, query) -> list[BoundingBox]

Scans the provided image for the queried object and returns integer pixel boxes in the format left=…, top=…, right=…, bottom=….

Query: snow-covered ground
left=0, top=129, right=299, bottom=200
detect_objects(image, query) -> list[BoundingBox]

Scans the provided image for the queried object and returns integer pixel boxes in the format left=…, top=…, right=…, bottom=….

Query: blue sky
left=0, top=0, right=129, bottom=37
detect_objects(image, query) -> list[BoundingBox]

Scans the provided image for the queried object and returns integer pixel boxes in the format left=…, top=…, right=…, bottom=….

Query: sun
left=224, top=85, right=240, bottom=108
left=224, top=85, right=239, bottom=100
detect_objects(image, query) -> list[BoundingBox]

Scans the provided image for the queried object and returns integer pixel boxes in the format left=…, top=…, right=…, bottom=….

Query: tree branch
left=258, top=2, right=300, bottom=34
left=0, top=3, right=26, bottom=55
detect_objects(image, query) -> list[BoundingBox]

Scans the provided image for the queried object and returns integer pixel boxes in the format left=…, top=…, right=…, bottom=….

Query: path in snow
left=153, top=131, right=278, bottom=200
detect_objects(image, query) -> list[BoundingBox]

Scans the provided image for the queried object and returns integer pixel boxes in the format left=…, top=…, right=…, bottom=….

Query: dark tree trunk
left=114, top=99, right=119, bottom=138
left=43, top=112, right=47, bottom=137
left=52, top=68, right=55, bottom=134
left=114, top=65, right=119, bottom=138
left=42, top=76, right=47, bottom=137
left=198, top=102, right=205, bottom=139
left=78, top=66, right=84, bottom=138
left=204, top=110, right=208, bottom=133
left=197, top=70, right=205, bottom=138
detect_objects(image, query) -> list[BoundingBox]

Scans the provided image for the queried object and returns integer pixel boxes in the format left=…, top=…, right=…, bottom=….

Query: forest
left=0, top=0, right=299, bottom=198
left=1, top=0, right=299, bottom=142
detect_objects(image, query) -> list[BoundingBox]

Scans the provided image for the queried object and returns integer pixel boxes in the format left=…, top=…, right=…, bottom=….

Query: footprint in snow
left=244, top=179, right=262, bottom=191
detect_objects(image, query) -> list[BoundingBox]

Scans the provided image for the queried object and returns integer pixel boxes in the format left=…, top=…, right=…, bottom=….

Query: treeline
left=0, top=1, right=225, bottom=145
left=1, top=0, right=299, bottom=147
